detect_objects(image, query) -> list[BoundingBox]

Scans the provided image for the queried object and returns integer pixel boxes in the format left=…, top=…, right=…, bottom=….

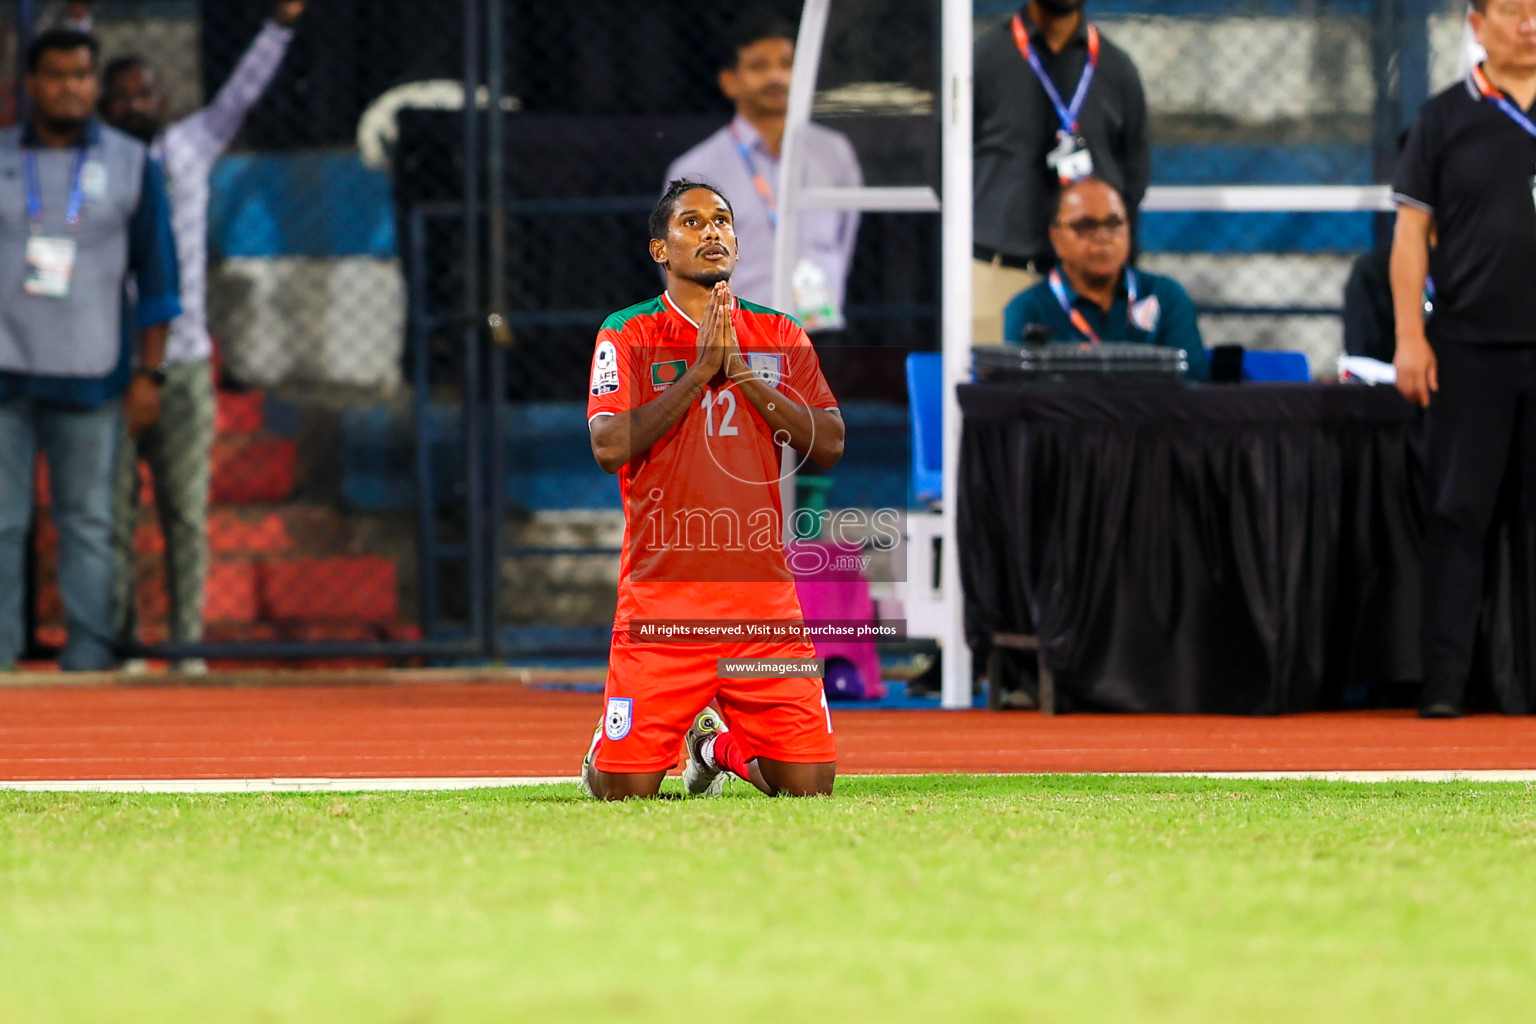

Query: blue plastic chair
left=1240, top=349, right=1310, bottom=382
left=905, top=352, right=943, bottom=506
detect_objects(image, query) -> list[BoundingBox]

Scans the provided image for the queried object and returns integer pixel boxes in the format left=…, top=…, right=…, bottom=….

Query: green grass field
left=3, top=775, right=1534, bottom=1023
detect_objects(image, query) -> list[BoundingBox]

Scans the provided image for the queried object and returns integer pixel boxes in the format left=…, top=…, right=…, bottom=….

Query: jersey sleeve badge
left=591, top=339, right=620, bottom=396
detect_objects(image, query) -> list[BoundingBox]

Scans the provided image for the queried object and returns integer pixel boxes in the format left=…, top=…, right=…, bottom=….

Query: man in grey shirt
left=100, top=1, right=304, bottom=668
left=0, top=29, right=181, bottom=670
left=665, top=11, right=861, bottom=334
left=973, top=0, right=1149, bottom=344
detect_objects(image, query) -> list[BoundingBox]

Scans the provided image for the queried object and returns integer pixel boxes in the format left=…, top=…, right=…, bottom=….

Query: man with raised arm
left=580, top=179, right=844, bottom=801
left=100, top=1, right=306, bottom=669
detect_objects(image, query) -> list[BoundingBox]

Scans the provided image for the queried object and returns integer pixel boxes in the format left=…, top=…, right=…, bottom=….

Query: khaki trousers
left=972, top=258, right=1041, bottom=345
left=112, top=359, right=216, bottom=646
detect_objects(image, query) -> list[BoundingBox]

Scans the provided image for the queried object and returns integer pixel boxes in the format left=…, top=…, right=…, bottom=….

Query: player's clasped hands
left=696, top=281, right=743, bottom=381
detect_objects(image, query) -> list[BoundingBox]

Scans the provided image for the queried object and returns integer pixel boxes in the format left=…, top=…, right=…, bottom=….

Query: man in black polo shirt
left=1391, top=0, right=1536, bottom=717
left=973, top=0, right=1148, bottom=345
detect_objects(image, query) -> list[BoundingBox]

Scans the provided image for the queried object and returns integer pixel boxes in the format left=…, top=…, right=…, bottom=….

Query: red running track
left=3, top=680, right=1536, bottom=779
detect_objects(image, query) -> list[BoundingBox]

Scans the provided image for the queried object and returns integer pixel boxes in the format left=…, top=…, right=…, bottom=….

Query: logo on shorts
left=604, top=697, right=633, bottom=741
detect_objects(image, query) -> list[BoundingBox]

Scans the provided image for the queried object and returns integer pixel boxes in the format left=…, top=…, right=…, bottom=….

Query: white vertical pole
left=775, top=0, right=833, bottom=538
left=775, top=0, right=831, bottom=313
left=939, top=0, right=973, bottom=709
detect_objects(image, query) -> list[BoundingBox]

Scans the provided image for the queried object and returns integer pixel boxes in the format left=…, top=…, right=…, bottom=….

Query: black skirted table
left=957, top=382, right=1536, bottom=714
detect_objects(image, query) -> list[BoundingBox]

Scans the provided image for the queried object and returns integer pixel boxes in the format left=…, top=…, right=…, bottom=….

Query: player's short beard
left=687, top=266, right=733, bottom=288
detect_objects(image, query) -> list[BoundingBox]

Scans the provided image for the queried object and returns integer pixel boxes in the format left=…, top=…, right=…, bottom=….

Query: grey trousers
left=112, top=359, right=216, bottom=646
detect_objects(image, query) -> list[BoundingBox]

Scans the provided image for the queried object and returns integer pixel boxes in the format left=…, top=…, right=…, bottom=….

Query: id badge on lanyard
left=1047, top=134, right=1093, bottom=186
left=729, top=124, right=779, bottom=229
left=21, top=147, right=88, bottom=299
left=1013, top=15, right=1100, bottom=185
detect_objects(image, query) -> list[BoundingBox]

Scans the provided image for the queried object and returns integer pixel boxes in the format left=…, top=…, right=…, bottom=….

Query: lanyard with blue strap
left=728, top=123, right=778, bottom=229
left=1471, top=63, right=1536, bottom=140
left=22, top=144, right=90, bottom=233
left=1010, top=15, right=1100, bottom=138
left=20, top=143, right=89, bottom=298
left=1049, top=268, right=1138, bottom=344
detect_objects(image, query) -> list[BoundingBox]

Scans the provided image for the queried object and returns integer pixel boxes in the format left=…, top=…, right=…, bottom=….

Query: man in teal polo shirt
left=1002, top=176, right=1207, bottom=380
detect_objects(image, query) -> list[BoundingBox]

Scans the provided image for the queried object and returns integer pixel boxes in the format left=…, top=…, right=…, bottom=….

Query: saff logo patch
left=650, top=359, right=686, bottom=391
left=749, top=353, right=782, bottom=389
left=590, top=340, right=619, bottom=396
left=604, top=697, right=633, bottom=741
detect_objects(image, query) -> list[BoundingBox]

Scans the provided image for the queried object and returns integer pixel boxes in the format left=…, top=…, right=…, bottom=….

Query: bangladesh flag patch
left=650, top=359, right=687, bottom=391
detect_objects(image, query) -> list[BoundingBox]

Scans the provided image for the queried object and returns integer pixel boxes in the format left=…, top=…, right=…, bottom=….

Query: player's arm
left=720, top=314, right=844, bottom=469
left=590, top=369, right=709, bottom=473
left=729, top=367, right=844, bottom=469
left=589, top=284, right=731, bottom=473
left=1390, top=204, right=1435, bottom=407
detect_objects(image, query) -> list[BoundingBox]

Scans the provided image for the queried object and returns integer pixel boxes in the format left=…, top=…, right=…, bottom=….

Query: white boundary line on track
left=4, top=770, right=1536, bottom=793
left=0, top=777, right=579, bottom=793
left=1149, top=770, right=1536, bottom=782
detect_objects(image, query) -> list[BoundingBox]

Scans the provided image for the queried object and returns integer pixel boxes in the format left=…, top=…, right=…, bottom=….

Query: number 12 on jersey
left=701, top=389, right=740, bottom=436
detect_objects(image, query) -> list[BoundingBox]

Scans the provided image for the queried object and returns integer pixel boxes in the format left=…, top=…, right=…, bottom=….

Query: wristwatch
left=134, top=366, right=168, bottom=386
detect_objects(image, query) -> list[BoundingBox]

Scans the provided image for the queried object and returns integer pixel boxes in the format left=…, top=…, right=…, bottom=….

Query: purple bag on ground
left=787, top=540, right=886, bottom=700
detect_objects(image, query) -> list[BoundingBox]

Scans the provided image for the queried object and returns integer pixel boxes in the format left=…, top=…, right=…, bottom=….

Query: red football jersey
left=587, top=292, right=839, bottom=634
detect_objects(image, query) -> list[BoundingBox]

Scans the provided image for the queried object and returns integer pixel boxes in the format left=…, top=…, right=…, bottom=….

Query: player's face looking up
left=649, top=188, right=738, bottom=289
left=721, top=37, right=794, bottom=119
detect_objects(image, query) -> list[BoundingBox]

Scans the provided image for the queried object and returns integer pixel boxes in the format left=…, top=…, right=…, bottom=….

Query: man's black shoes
left=1417, top=679, right=1465, bottom=719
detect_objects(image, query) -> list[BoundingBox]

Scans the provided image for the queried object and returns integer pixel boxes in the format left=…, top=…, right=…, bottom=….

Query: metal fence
left=8, top=0, right=484, bottom=668
left=0, top=0, right=1477, bottom=670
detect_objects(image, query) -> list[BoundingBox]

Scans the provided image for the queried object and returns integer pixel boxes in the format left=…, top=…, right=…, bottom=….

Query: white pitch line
left=3, top=770, right=1536, bottom=793
left=0, top=777, right=580, bottom=793
left=1149, top=770, right=1536, bottom=783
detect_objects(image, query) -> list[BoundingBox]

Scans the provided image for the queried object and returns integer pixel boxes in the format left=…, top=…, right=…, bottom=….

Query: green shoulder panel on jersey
left=600, top=296, right=667, bottom=334
left=735, top=297, right=804, bottom=331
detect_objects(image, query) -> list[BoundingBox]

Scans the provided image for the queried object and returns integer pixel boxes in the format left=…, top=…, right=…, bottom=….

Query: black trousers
left=1422, top=339, right=1536, bottom=693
